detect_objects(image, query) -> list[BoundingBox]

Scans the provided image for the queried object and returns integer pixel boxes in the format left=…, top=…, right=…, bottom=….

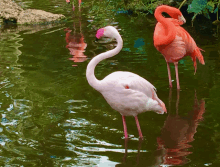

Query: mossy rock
left=17, top=9, right=65, bottom=25
left=0, top=0, right=65, bottom=25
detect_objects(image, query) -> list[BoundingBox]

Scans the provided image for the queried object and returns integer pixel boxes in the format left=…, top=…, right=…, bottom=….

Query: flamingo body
left=153, top=5, right=205, bottom=89
left=99, top=71, right=165, bottom=116
left=86, top=26, right=167, bottom=138
left=154, top=19, right=203, bottom=65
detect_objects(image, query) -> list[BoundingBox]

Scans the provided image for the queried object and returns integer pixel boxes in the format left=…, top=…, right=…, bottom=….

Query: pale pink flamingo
left=154, top=5, right=205, bottom=90
left=86, top=26, right=167, bottom=139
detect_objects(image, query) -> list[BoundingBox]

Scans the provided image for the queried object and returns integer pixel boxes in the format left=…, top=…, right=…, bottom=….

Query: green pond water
left=0, top=0, right=220, bottom=166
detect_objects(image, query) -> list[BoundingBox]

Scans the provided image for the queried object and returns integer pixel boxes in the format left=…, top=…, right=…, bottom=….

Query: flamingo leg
left=174, top=62, right=180, bottom=90
left=123, top=138, right=128, bottom=163
left=136, top=138, right=143, bottom=166
left=168, top=88, right=172, bottom=114
left=166, top=62, right=172, bottom=88
left=176, top=89, right=180, bottom=115
left=79, top=0, right=81, bottom=10
left=122, top=116, right=128, bottom=138
left=135, top=116, right=143, bottom=139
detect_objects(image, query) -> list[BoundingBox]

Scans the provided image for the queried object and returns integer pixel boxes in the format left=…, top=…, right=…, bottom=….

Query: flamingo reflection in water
left=64, top=6, right=87, bottom=66
left=65, top=27, right=87, bottom=66
left=157, top=90, right=205, bottom=166
left=115, top=139, right=143, bottom=167
left=116, top=90, right=205, bottom=167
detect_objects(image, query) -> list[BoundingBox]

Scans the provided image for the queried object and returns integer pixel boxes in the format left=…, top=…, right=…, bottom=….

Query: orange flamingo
left=153, top=5, right=205, bottom=89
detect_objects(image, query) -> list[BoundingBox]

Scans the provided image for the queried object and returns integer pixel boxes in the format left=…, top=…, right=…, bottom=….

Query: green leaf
left=207, top=1, right=215, bottom=13
left=214, top=7, right=218, bottom=13
left=203, top=9, right=210, bottom=19
left=187, top=0, right=208, bottom=14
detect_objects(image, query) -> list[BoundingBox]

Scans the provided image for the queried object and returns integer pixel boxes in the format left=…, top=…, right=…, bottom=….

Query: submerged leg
left=136, top=138, right=143, bottom=166
left=169, top=88, right=172, bottom=112
left=166, top=62, right=172, bottom=88
left=176, top=89, right=180, bottom=115
left=123, top=138, right=128, bottom=163
left=174, top=62, right=180, bottom=90
left=135, top=116, right=143, bottom=139
left=122, top=116, right=128, bottom=138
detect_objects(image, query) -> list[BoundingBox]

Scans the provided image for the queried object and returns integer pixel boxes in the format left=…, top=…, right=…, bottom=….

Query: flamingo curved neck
left=86, top=34, right=123, bottom=91
left=155, top=6, right=176, bottom=45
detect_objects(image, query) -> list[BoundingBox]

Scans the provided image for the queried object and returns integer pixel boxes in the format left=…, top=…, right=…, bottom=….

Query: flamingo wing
left=154, top=22, right=167, bottom=47
left=155, top=19, right=197, bottom=63
left=103, top=71, right=156, bottom=98
left=100, top=71, right=166, bottom=115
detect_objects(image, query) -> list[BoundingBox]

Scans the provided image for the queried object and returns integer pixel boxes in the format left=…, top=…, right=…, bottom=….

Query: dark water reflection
left=0, top=0, right=219, bottom=166
left=157, top=90, right=205, bottom=166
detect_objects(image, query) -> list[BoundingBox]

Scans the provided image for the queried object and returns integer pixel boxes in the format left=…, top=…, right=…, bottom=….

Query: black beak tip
left=95, top=37, right=99, bottom=42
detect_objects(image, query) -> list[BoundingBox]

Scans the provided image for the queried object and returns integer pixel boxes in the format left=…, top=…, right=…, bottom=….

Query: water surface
left=0, top=0, right=219, bottom=166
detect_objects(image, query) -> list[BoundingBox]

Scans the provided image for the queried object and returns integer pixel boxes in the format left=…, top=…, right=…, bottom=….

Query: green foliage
left=187, top=0, right=219, bottom=23
left=124, top=0, right=172, bottom=15
left=126, top=0, right=220, bottom=24
left=82, top=0, right=220, bottom=27
left=187, top=0, right=208, bottom=14
left=83, top=0, right=124, bottom=28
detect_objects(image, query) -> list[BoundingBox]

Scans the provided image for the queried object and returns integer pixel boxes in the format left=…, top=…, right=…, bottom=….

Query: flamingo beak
left=179, top=15, right=186, bottom=24
left=161, top=102, right=167, bottom=114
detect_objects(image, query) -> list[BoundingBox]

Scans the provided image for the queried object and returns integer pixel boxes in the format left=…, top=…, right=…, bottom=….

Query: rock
left=0, top=0, right=65, bottom=25
left=0, top=0, right=23, bottom=20
left=17, top=9, right=65, bottom=24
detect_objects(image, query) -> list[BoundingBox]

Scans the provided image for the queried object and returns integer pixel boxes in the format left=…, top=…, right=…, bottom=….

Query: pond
left=0, top=0, right=220, bottom=166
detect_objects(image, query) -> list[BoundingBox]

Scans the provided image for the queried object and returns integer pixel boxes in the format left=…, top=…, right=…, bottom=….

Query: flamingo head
left=178, top=15, right=186, bottom=25
left=160, top=101, right=167, bottom=114
left=96, top=28, right=105, bottom=39
left=155, top=99, right=167, bottom=114
left=167, top=6, right=186, bottom=24
left=155, top=102, right=167, bottom=115
left=96, top=26, right=120, bottom=39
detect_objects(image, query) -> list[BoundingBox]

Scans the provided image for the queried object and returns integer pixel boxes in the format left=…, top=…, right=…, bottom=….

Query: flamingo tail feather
left=192, top=47, right=205, bottom=74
